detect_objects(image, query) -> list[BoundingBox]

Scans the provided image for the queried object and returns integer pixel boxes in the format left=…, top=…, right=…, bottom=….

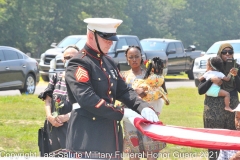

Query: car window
left=175, top=42, right=184, bottom=53
left=3, top=50, right=19, bottom=60
left=126, top=38, right=139, bottom=46
left=206, top=42, right=240, bottom=55
left=17, top=52, right=23, bottom=59
left=116, top=38, right=127, bottom=49
left=231, top=43, right=240, bottom=53
left=57, top=37, right=81, bottom=48
left=206, top=43, right=221, bottom=55
left=140, top=41, right=167, bottom=51
left=75, top=38, right=87, bottom=50
left=167, top=43, right=176, bottom=52
left=0, top=50, right=5, bottom=61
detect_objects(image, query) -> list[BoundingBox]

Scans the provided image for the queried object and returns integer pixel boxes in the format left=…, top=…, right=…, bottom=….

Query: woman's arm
left=231, top=67, right=240, bottom=92
left=45, top=95, right=63, bottom=127
left=198, top=78, right=212, bottom=95
left=198, top=76, right=222, bottom=95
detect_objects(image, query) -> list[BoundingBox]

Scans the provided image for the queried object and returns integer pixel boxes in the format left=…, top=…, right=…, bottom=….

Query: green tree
left=169, top=0, right=240, bottom=50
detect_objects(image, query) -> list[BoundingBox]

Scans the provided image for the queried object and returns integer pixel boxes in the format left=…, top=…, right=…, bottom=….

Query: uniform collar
left=84, top=44, right=103, bottom=60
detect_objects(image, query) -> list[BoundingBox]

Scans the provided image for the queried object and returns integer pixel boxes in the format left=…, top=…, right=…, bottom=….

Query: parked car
left=39, top=35, right=86, bottom=81
left=193, top=40, right=240, bottom=87
left=49, top=35, right=169, bottom=77
left=0, top=46, right=40, bottom=94
left=140, top=38, right=203, bottom=79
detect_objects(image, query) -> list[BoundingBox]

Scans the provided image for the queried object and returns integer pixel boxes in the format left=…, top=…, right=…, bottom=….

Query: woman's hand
left=230, top=68, right=239, bottom=76
left=211, top=76, right=222, bottom=85
left=47, top=115, right=63, bottom=127
left=57, top=114, right=70, bottom=123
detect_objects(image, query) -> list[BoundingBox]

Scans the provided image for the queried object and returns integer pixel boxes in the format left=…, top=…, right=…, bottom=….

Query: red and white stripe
left=130, top=117, right=240, bottom=150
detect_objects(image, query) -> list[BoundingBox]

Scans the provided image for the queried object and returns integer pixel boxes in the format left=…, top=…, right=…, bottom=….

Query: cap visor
left=106, top=35, right=119, bottom=41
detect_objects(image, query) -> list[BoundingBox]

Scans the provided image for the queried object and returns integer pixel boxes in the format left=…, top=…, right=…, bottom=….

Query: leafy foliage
left=0, top=0, right=240, bottom=56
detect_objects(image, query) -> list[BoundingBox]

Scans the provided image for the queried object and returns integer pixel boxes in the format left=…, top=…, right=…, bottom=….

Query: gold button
left=97, top=54, right=100, bottom=57
left=109, top=91, right=111, bottom=94
left=92, top=117, right=96, bottom=120
left=98, top=78, right=101, bottom=80
left=101, top=61, right=103, bottom=64
left=109, top=75, right=111, bottom=78
left=111, top=98, right=113, bottom=101
left=115, top=77, right=117, bottom=80
left=111, top=83, right=113, bottom=86
left=103, top=68, right=106, bottom=71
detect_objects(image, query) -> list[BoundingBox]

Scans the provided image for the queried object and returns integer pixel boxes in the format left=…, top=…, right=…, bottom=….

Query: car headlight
left=50, top=59, right=56, bottom=70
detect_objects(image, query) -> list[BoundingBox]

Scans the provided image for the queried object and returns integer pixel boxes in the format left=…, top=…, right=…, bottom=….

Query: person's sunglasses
left=221, top=50, right=234, bottom=55
left=63, top=56, right=73, bottom=60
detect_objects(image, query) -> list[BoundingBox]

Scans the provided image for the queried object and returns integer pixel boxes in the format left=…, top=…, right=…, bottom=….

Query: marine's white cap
left=233, top=103, right=240, bottom=112
left=84, top=18, right=122, bottom=33
left=84, top=18, right=122, bottom=41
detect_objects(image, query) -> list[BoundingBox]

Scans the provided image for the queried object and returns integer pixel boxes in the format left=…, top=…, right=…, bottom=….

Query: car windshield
left=140, top=41, right=167, bottom=51
left=57, top=37, right=82, bottom=48
left=76, top=38, right=87, bottom=50
left=206, top=42, right=240, bottom=55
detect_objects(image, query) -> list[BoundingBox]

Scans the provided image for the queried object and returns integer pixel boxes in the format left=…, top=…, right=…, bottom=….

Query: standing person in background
left=217, top=104, right=240, bottom=160
left=65, top=18, right=159, bottom=159
left=199, top=57, right=232, bottom=112
left=198, top=43, right=240, bottom=160
left=38, top=45, right=80, bottom=156
left=122, top=46, right=167, bottom=160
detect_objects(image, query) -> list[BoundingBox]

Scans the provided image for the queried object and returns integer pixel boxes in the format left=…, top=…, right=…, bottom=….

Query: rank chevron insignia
left=75, top=66, right=89, bottom=82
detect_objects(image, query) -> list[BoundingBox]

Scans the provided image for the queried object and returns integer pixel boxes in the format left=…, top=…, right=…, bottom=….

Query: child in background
left=199, top=57, right=232, bottom=112
left=132, top=57, right=169, bottom=114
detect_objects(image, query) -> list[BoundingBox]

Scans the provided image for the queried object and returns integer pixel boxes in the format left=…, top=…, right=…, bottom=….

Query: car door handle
left=5, top=67, right=10, bottom=70
left=22, top=65, right=26, bottom=68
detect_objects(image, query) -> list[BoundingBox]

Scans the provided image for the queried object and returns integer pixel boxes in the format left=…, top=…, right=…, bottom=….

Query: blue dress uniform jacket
left=65, top=45, right=150, bottom=158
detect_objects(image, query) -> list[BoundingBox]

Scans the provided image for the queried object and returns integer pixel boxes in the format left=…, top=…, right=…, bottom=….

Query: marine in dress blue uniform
left=65, top=18, right=158, bottom=159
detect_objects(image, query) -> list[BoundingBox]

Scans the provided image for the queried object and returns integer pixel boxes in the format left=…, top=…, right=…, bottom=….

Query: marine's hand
left=230, top=68, right=238, bottom=76
left=47, top=115, right=63, bottom=127
left=123, top=108, right=142, bottom=120
left=135, top=87, right=145, bottom=95
left=141, top=107, right=159, bottom=122
left=211, top=76, right=222, bottom=85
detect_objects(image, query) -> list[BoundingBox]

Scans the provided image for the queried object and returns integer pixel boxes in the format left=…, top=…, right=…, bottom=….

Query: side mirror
left=115, top=49, right=126, bottom=58
left=186, top=45, right=196, bottom=51
left=166, top=49, right=176, bottom=55
left=50, top=43, right=57, bottom=48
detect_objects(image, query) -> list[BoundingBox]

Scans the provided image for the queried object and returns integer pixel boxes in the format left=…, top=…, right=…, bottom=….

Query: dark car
left=0, top=46, right=39, bottom=94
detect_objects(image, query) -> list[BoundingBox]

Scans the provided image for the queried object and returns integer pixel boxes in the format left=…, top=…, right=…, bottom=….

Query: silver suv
left=39, top=35, right=86, bottom=81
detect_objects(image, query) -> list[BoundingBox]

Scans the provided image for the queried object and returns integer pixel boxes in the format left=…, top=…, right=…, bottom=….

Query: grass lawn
left=0, top=86, right=209, bottom=159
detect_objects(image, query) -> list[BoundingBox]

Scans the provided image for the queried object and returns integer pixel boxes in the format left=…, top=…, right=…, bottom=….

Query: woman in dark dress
left=198, top=43, right=240, bottom=160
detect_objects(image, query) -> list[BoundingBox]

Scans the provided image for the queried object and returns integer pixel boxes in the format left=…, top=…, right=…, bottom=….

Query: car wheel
left=41, top=75, right=49, bottom=82
left=187, top=64, right=194, bottom=80
left=20, top=74, right=36, bottom=94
